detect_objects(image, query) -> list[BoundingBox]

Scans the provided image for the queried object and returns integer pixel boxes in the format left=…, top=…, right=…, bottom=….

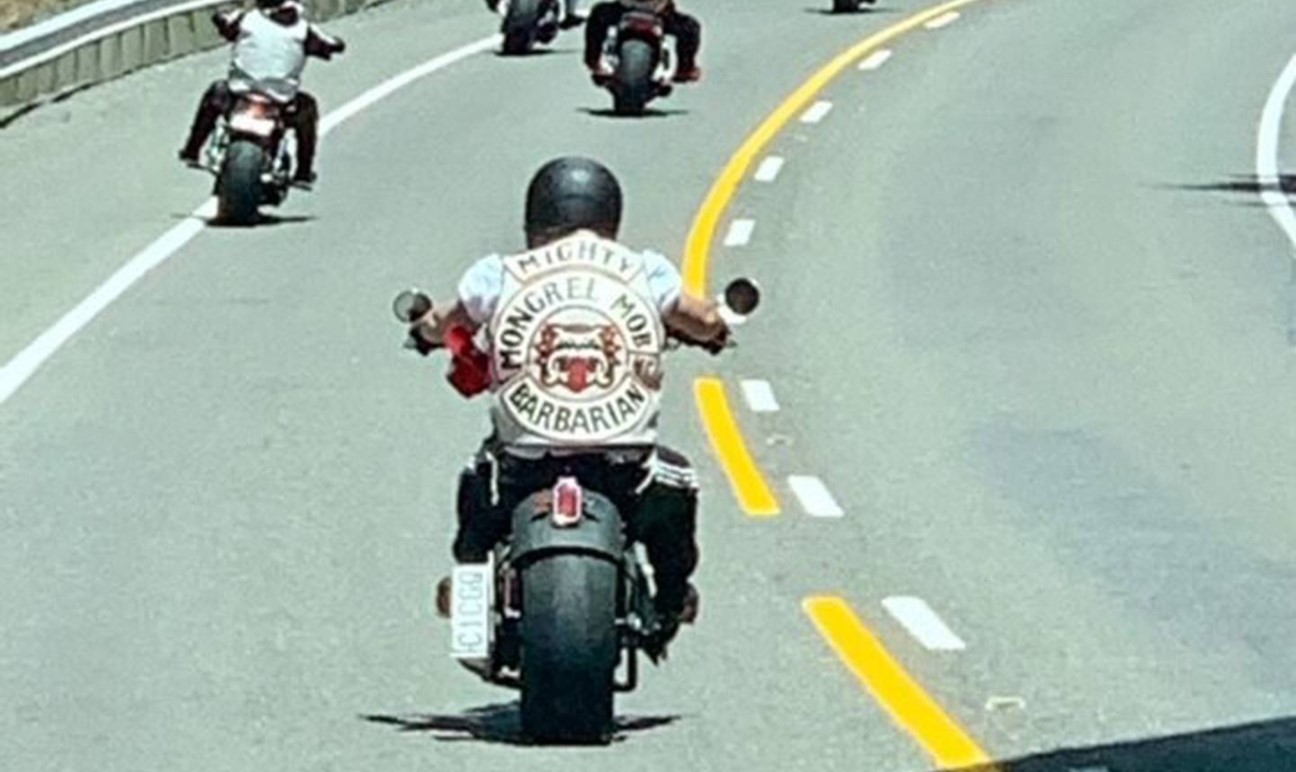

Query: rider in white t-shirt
left=411, top=157, right=729, bottom=650
left=178, top=0, right=345, bottom=188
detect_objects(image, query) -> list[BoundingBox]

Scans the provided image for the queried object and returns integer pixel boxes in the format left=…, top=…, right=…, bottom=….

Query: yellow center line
left=684, top=0, right=1003, bottom=762
left=687, top=0, right=993, bottom=517
left=694, top=378, right=780, bottom=516
left=805, top=597, right=996, bottom=770
left=681, top=0, right=987, bottom=295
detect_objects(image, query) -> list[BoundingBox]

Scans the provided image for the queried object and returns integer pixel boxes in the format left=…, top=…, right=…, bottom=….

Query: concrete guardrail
left=0, top=0, right=384, bottom=121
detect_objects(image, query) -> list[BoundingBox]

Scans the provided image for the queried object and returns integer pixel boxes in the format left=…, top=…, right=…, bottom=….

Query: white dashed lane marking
left=924, top=11, right=960, bottom=29
left=858, top=49, right=893, bottom=70
left=724, top=219, right=756, bottom=247
left=740, top=380, right=780, bottom=412
left=800, top=100, right=834, bottom=124
left=754, top=156, right=786, bottom=182
left=787, top=476, right=844, bottom=517
left=882, top=596, right=967, bottom=652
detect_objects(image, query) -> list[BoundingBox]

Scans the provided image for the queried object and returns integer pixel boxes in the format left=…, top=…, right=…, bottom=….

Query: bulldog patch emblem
left=492, top=261, right=664, bottom=444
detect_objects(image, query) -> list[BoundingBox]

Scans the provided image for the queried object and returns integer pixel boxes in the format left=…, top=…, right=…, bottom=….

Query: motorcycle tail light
left=622, top=12, right=662, bottom=36
left=552, top=477, right=584, bottom=527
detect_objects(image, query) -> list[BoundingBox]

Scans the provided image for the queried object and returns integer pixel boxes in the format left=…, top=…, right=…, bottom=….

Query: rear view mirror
left=722, top=277, right=761, bottom=317
left=392, top=289, right=433, bottom=323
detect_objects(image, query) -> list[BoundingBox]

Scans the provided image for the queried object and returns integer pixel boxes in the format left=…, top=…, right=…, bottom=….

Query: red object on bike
left=552, top=477, right=584, bottom=527
left=444, top=325, right=491, bottom=397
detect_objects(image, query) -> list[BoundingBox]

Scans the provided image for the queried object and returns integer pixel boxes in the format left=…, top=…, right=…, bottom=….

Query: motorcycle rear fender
left=618, top=12, right=664, bottom=43
left=509, top=489, right=624, bottom=566
left=227, top=95, right=285, bottom=145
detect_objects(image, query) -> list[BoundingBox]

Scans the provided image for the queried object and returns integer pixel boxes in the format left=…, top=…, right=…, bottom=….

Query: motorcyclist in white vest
left=584, top=0, right=702, bottom=83
left=410, top=157, right=730, bottom=653
left=178, top=0, right=345, bottom=188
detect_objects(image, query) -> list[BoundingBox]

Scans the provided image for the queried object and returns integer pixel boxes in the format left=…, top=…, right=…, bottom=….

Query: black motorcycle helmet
left=524, top=157, right=623, bottom=247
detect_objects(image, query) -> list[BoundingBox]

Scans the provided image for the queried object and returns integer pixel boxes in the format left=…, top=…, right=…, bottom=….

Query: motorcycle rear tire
left=519, top=554, right=618, bottom=744
left=502, top=0, right=541, bottom=55
left=217, top=139, right=263, bottom=226
left=613, top=38, right=656, bottom=115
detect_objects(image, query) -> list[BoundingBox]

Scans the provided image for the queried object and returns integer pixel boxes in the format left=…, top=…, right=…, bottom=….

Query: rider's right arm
left=665, top=293, right=728, bottom=348
left=305, top=25, right=346, bottom=58
left=643, top=250, right=729, bottom=347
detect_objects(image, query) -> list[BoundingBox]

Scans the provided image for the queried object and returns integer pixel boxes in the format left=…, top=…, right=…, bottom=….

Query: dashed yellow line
left=694, top=378, right=780, bottom=516
left=804, top=597, right=995, bottom=769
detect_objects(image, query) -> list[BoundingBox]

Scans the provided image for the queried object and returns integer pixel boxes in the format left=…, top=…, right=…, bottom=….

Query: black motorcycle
left=595, top=7, right=675, bottom=115
left=497, top=0, right=563, bottom=55
left=392, top=278, right=760, bottom=744
left=205, top=88, right=295, bottom=225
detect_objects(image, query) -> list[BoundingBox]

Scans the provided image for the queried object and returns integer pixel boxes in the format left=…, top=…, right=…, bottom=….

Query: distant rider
left=411, top=157, right=730, bottom=653
left=484, top=0, right=585, bottom=29
left=178, top=0, right=345, bottom=189
left=584, top=0, right=702, bottom=83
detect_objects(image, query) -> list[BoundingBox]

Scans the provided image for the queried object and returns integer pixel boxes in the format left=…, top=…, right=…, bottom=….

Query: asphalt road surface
left=4, top=0, right=1296, bottom=770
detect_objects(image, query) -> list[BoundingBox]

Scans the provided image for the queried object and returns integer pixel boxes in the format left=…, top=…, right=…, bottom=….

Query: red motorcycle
left=595, top=7, right=676, bottom=115
left=206, top=88, right=295, bottom=225
left=391, top=278, right=760, bottom=744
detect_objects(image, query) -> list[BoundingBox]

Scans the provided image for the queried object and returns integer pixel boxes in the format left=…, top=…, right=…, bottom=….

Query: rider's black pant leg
left=452, top=450, right=511, bottom=563
left=287, top=91, right=320, bottom=179
left=634, top=445, right=700, bottom=615
left=181, top=80, right=231, bottom=159
left=583, top=2, right=622, bottom=67
left=664, top=10, right=700, bottom=70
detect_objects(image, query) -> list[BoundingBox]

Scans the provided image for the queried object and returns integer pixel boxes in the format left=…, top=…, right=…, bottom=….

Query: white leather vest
left=487, top=232, right=667, bottom=450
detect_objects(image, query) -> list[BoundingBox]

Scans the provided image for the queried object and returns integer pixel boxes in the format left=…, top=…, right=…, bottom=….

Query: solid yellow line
left=694, top=378, right=780, bottom=516
left=804, top=597, right=995, bottom=769
left=682, top=0, right=988, bottom=295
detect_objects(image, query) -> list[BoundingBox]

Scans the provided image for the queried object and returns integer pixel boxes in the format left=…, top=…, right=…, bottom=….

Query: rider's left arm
left=409, top=253, right=502, bottom=344
left=412, top=300, right=478, bottom=345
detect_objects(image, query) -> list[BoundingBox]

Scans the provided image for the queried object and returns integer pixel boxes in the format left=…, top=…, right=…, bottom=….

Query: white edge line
left=0, top=34, right=500, bottom=406
left=924, top=11, right=960, bottom=30
left=786, top=475, right=844, bottom=518
left=1257, top=53, right=1296, bottom=255
left=320, top=35, right=498, bottom=134
left=881, top=596, right=967, bottom=652
left=857, top=49, right=893, bottom=71
left=739, top=379, right=779, bottom=412
left=800, top=100, right=833, bottom=124
left=754, top=156, right=785, bottom=183
left=724, top=218, right=756, bottom=247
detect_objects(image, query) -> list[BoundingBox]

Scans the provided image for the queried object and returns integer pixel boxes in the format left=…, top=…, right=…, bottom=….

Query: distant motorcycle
left=832, top=0, right=875, bottom=12
left=203, top=86, right=295, bottom=225
left=595, top=7, right=676, bottom=115
left=495, top=0, right=563, bottom=55
left=392, top=278, right=761, bottom=744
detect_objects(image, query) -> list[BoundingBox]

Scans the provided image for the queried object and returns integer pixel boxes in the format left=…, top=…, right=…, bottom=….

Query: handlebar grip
left=404, top=330, right=441, bottom=356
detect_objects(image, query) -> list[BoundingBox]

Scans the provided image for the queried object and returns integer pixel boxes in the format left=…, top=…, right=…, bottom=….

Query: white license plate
left=229, top=113, right=276, bottom=137
left=450, top=562, right=493, bottom=660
